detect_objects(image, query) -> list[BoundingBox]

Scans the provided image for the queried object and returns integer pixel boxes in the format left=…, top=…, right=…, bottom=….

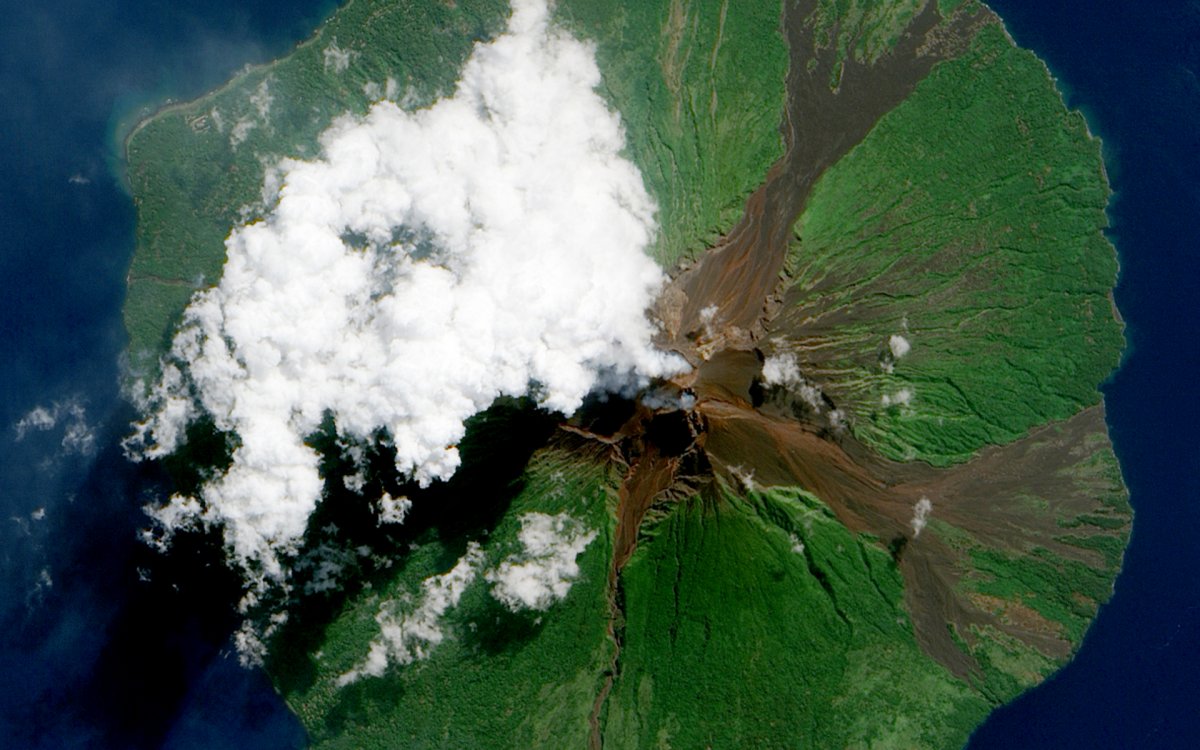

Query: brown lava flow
left=580, top=1, right=1122, bottom=743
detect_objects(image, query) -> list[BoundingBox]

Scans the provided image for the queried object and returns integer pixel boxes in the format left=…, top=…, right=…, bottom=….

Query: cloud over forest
left=129, top=0, right=683, bottom=590
left=487, top=512, right=596, bottom=612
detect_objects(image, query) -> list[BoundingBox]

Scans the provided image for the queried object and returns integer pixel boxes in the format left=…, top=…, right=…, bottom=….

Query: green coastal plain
left=124, top=0, right=1131, bottom=748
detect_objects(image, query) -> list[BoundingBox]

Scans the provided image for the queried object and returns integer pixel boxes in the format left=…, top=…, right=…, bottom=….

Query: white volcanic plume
left=129, top=0, right=682, bottom=587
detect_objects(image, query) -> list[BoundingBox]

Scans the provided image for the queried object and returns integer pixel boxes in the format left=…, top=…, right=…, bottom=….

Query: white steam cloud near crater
left=127, top=0, right=685, bottom=589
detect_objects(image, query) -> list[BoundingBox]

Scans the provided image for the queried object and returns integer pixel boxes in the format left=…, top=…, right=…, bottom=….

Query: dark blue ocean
left=968, top=1, right=1200, bottom=746
left=0, top=2, right=332, bottom=747
left=0, top=0, right=1194, bottom=747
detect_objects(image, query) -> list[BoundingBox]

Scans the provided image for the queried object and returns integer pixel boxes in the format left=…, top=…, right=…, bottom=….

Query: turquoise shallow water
left=0, top=1, right=1195, bottom=747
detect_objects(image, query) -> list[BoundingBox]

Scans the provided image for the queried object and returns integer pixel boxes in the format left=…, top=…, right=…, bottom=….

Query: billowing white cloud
left=128, top=364, right=195, bottom=460
left=881, top=333, right=911, bottom=373
left=128, top=0, right=682, bottom=591
left=486, top=512, right=596, bottom=611
left=761, top=352, right=801, bottom=387
left=338, top=543, right=484, bottom=684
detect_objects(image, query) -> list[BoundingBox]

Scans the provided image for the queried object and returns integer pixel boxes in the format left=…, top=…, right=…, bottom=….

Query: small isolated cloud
left=338, top=543, right=484, bottom=684
left=376, top=492, right=412, bottom=525
left=141, top=494, right=205, bottom=553
left=250, top=79, right=273, bottom=120
left=129, top=0, right=683, bottom=592
left=728, top=464, right=758, bottom=492
left=61, top=418, right=96, bottom=456
left=828, top=408, right=846, bottom=432
left=323, top=41, right=355, bottom=74
left=228, top=80, right=274, bottom=149
left=762, top=353, right=802, bottom=386
left=789, top=533, right=805, bottom=555
left=15, top=407, right=56, bottom=436
left=881, top=388, right=913, bottom=408
left=341, top=444, right=368, bottom=492
left=641, top=385, right=695, bottom=411
left=25, top=567, right=54, bottom=610
left=234, top=610, right=289, bottom=667
left=229, top=117, right=256, bottom=148
left=14, top=399, right=95, bottom=456
left=762, top=352, right=824, bottom=411
left=911, top=496, right=932, bottom=537
left=487, top=512, right=596, bottom=612
left=880, top=333, right=911, bottom=374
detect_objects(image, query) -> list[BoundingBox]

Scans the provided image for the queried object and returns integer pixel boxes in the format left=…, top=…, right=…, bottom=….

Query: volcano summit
left=123, top=0, right=1129, bottom=746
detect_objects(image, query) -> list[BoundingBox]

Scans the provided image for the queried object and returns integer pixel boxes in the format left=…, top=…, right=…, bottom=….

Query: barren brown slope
left=593, top=0, right=1127, bottom=686
left=658, top=0, right=990, bottom=357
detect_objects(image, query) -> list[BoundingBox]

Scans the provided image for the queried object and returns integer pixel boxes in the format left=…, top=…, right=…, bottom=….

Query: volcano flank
left=123, top=0, right=1130, bottom=747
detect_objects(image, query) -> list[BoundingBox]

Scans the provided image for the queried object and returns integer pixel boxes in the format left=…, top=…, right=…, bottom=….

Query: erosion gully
left=575, top=2, right=1033, bottom=744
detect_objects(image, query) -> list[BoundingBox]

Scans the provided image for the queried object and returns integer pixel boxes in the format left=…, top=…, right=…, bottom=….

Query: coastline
left=111, top=1, right=1136, bottom=746
left=113, top=0, right=349, bottom=193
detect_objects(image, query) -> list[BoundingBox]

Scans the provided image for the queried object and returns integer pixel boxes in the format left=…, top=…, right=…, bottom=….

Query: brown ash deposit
left=566, top=0, right=1126, bottom=681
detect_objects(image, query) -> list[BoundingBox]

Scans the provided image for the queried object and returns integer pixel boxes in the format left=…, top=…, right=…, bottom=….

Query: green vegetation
left=124, top=0, right=511, bottom=366
left=811, top=0, right=929, bottom=83
left=124, top=0, right=789, bottom=369
left=959, top=443, right=1130, bottom=648
left=276, top=449, right=617, bottom=748
left=604, top=487, right=991, bottom=749
left=274, top=436, right=1128, bottom=748
left=783, top=22, right=1123, bottom=464
left=556, top=0, right=789, bottom=266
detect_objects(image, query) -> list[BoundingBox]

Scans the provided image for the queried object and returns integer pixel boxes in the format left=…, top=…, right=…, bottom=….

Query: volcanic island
left=123, top=0, right=1130, bottom=747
